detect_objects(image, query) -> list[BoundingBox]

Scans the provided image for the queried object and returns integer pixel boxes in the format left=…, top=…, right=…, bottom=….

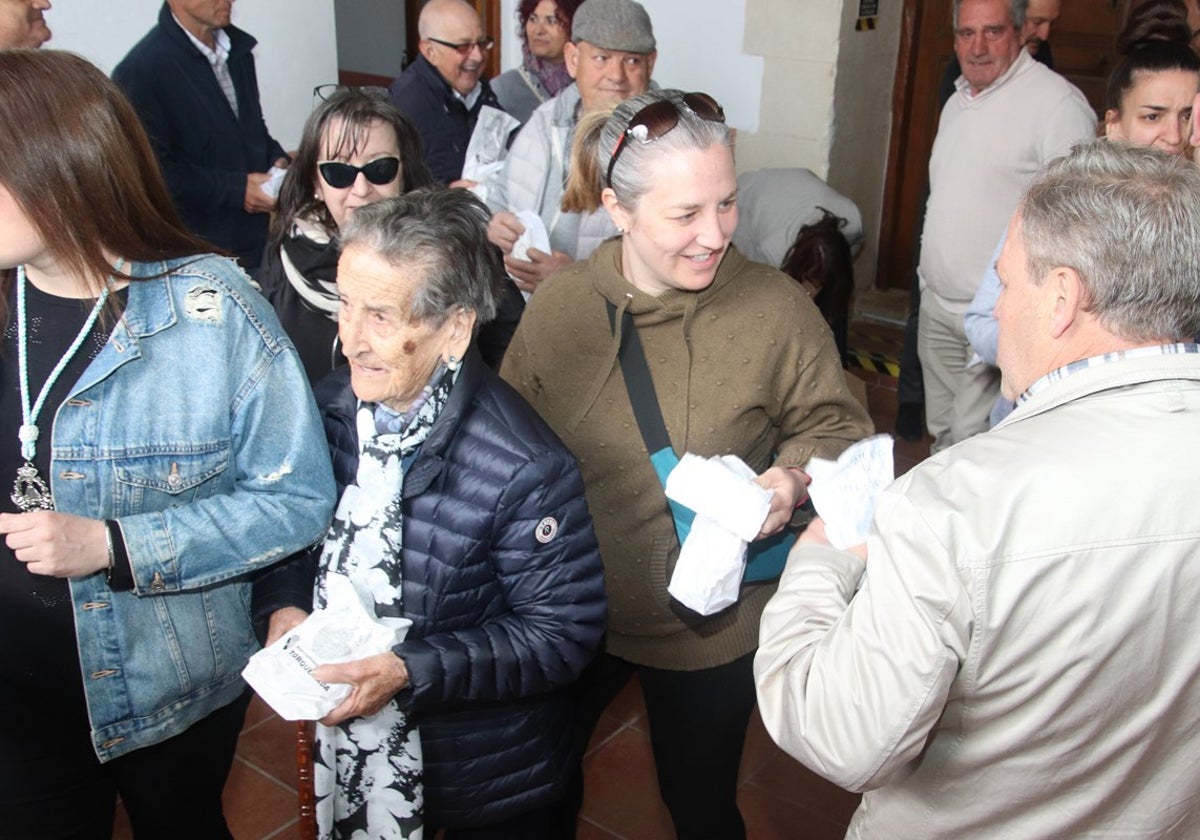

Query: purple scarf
left=522, top=40, right=573, bottom=99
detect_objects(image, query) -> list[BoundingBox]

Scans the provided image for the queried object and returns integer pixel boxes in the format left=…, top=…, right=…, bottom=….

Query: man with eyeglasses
left=114, top=0, right=289, bottom=272
left=484, top=0, right=657, bottom=295
left=388, top=0, right=501, bottom=186
left=914, top=0, right=1093, bottom=453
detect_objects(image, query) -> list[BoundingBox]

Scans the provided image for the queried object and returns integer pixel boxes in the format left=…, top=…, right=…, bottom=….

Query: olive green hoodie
left=502, top=239, right=872, bottom=669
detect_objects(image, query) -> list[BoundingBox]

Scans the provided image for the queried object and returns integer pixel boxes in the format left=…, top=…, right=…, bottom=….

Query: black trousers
left=562, top=650, right=758, bottom=840
left=0, top=690, right=251, bottom=840
left=897, top=274, right=925, bottom=405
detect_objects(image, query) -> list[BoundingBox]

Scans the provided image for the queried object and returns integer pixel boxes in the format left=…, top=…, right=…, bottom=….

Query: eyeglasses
left=605, top=92, right=726, bottom=188
left=313, top=84, right=390, bottom=102
left=318, top=157, right=401, bottom=189
left=426, top=36, right=495, bottom=55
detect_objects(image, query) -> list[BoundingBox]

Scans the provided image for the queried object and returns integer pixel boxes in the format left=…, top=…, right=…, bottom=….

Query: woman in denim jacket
left=0, top=51, right=335, bottom=838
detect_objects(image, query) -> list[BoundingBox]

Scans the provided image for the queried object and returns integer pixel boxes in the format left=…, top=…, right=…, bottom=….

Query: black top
left=0, top=282, right=125, bottom=750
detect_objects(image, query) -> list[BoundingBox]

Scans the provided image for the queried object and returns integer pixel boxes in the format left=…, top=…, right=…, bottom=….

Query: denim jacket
left=52, top=255, right=334, bottom=762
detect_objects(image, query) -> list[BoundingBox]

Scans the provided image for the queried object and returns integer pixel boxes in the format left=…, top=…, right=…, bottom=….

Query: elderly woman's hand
left=311, top=652, right=411, bottom=726
left=754, top=466, right=812, bottom=540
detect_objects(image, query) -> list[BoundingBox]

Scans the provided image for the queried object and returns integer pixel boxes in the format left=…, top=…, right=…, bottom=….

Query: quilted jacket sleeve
left=395, top=444, right=606, bottom=710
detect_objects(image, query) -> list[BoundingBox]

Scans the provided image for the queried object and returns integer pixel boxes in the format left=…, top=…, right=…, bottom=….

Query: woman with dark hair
left=0, top=49, right=334, bottom=838
left=780, top=208, right=856, bottom=364
left=257, top=88, right=523, bottom=381
left=255, top=188, right=605, bottom=839
left=490, top=0, right=583, bottom=125
left=1106, top=0, right=1200, bottom=153
left=255, top=89, right=435, bottom=382
left=506, top=89, right=872, bottom=838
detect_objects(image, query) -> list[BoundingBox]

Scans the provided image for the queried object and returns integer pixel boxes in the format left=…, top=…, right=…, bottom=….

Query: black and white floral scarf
left=312, top=363, right=456, bottom=840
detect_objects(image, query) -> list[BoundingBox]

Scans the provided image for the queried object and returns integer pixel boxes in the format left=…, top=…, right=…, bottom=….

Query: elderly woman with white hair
left=255, top=188, right=606, bottom=839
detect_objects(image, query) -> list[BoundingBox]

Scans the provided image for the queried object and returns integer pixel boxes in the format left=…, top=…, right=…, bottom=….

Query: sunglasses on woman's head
left=318, top=157, right=401, bottom=189
left=605, top=92, right=726, bottom=188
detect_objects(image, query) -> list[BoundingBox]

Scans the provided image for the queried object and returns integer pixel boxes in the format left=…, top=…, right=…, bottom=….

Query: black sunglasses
left=427, top=36, right=494, bottom=55
left=605, top=92, right=726, bottom=188
left=318, top=157, right=401, bottom=189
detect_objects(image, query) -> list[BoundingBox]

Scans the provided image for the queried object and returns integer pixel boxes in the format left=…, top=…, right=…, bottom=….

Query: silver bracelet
left=104, top=520, right=115, bottom=585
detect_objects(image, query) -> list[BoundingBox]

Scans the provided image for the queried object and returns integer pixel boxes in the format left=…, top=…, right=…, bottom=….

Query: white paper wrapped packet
left=242, top=573, right=409, bottom=721
left=510, top=209, right=552, bottom=262
left=664, top=453, right=771, bottom=541
left=462, top=105, right=520, bottom=182
left=667, top=514, right=747, bottom=615
left=665, top=453, right=773, bottom=615
left=805, top=434, right=895, bottom=549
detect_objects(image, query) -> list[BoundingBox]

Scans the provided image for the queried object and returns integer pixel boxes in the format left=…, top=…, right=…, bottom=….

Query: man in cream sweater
left=917, top=0, right=1094, bottom=452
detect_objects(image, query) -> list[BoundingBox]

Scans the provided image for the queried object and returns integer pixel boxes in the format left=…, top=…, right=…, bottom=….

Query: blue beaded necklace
left=11, top=262, right=121, bottom=511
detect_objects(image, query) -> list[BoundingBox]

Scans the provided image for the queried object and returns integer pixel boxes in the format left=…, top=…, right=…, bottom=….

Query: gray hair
left=600, top=88, right=734, bottom=211
left=1018, top=140, right=1200, bottom=342
left=340, top=188, right=502, bottom=328
left=952, top=0, right=1027, bottom=30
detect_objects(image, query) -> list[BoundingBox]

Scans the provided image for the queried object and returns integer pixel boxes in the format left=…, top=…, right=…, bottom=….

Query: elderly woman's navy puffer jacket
left=254, top=347, right=606, bottom=829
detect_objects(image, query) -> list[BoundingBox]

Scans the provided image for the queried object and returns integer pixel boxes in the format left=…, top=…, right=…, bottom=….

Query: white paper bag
left=242, top=573, right=409, bottom=721
left=805, top=434, right=895, bottom=548
left=665, top=453, right=774, bottom=615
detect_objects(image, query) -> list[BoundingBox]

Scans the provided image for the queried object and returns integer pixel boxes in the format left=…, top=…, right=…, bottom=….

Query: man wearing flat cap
left=485, top=0, right=656, bottom=294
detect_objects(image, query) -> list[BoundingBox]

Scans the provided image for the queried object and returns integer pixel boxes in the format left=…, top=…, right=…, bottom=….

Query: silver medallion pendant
left=12, top=461, right=53, bottom=511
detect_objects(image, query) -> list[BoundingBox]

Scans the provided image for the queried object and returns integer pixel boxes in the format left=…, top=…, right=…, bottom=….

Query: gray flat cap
left=571, top=0, right=656, bottom=54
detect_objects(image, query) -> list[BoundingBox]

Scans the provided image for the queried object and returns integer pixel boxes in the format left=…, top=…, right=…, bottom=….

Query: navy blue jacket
left=254, top=348, right=606, bottom=828
left=114, top=3, right=287, bottom=269
left=388, top=56, right=501, bottom=185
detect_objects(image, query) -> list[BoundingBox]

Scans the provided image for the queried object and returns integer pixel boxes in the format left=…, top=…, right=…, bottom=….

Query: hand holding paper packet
left=664, top=437, right=893, bottom=616
left=242, top=573, right=410, bottom=721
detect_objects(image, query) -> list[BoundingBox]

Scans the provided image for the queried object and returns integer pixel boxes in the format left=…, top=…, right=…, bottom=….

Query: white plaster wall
left=497, top=0, right=862, bottom=177
left=740, top=0, right=841, bottom=176
left=828, top=1, right=903, bottom=291
left=45, top=0, right=338, bottom=149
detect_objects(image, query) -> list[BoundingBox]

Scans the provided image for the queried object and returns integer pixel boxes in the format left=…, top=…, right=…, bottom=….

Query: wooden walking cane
left=297, top=720, right=317, bottom=839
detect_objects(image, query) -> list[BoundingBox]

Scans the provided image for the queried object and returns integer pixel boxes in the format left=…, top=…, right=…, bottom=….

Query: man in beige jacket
left=756, top=141, right=1200, bottom=839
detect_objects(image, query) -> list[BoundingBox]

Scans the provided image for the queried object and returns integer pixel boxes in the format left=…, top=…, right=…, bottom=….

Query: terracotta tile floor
left=113, top=319, right=929, bottom=839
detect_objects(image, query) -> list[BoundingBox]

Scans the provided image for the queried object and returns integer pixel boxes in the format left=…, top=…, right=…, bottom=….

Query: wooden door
left=876, top=0, right=1130, bottom=291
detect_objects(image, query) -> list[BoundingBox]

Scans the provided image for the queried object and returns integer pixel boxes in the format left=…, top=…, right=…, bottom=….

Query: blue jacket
left=55, top=255, right=334, bottom=762
left=113, top=4, right=288, bottom=269
left=388, top=56, right=501, bottom=185
left=255, top=349, right=606, bottom=827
